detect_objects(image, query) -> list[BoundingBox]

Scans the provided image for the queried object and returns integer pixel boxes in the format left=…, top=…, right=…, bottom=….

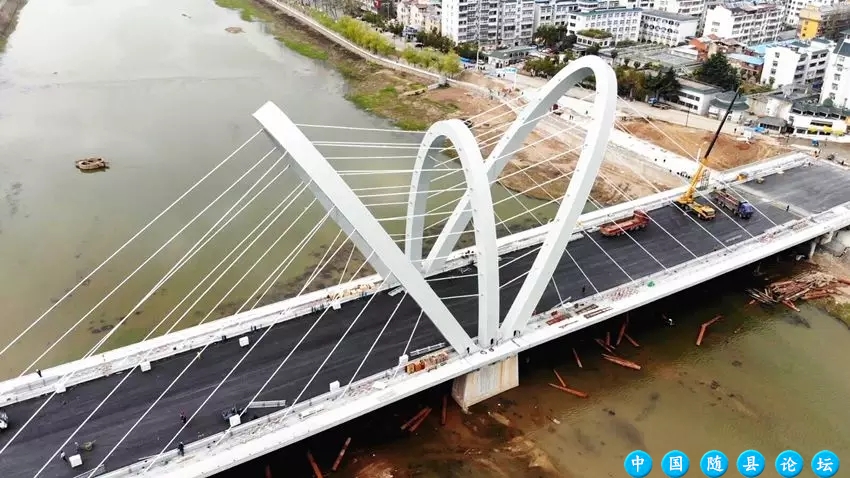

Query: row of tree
left=401, top=48, right=463, bottom=75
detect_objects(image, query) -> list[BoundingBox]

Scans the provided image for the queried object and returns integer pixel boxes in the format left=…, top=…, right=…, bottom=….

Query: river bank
left=215, top=0, right=680, bottom=205
left=0, top=0, right=26, bottom=51
left=219, top=248, right=850, bottom=478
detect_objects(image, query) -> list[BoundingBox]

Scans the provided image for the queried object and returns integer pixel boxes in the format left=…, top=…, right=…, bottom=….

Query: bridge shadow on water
left=216, top=247, right=812, bottom=478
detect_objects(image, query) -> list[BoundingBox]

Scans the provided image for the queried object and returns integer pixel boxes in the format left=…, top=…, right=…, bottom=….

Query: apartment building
left=820, top=39, right=850, bottom=108
left=783, top=0, right=838, bottom=27
left=755, top=38, right=833, bottom=89
left=533, top=0, right=580, bottom=28
left=798, top=3, right=850, bottom=41
left=569, top=6, right=642, bottom=43
left=397, top=0, right=441, bottom=32
left=639, top=9, right=699, bottom=45
left=441, top=0, right=536, bottom=45
left=704, top=2, right=783, bottom=46
left=654, top=0, right=718, bottom=17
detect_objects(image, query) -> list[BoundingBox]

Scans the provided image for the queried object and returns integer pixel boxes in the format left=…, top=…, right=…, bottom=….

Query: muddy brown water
left=0, top=0, right=557, bottom=377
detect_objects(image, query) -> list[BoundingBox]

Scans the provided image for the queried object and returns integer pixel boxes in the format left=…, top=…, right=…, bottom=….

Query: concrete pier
left=451, top=355, right=519, bottom=410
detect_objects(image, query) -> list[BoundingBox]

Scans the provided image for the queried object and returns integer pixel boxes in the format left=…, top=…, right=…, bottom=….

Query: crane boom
left=674, top=87, right=742, bottom=220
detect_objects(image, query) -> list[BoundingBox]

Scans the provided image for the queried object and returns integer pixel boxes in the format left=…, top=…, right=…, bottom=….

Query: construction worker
left=59, top=451, right=66, bottom=462
left=74, top=442, right=80, bottom=454
left=177, top=442, right=185, bottom=457
left=180, top=411, right=187, bottom=425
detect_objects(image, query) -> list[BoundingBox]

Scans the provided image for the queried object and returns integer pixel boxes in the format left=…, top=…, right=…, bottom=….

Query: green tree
left=615, top=66, right=647, bottom=100
left=560, top=33, right=577, bottom=50
left=416, top=28, right=454, bottom=53
left=438, top=52, right=462, bottom=76
left=455, top=42, right=486, bottom=61
left=523, top=57, right=564, bottom=78
left=646, top=67, right=681, bottom=102
left=694, top=52, right=740, bottom=90
left=533, top=25, right=567, bottom=48
left=585, top=44, right=601, bottom=56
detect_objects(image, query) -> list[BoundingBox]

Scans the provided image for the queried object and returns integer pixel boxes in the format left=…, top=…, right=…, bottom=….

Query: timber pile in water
left=746, top=272, right=850, bottom=311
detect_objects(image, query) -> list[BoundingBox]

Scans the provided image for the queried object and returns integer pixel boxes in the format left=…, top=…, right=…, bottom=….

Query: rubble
left=746, top=272, right=850, bottom=311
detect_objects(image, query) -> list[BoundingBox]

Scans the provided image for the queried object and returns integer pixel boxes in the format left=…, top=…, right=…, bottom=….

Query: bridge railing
left=0, top=152, right=812, bottom=406
left=113, top=199, right=850, bottom=478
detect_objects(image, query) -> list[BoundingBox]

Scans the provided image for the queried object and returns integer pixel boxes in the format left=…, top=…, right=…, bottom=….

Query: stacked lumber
left=405, top=351, right=449, bottom=374
left=746, top=272, right=848, bottom=309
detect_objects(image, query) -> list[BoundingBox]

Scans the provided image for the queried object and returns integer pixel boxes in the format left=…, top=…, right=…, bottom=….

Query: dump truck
left=711, top=189, right=755, bottom=219
left=600, top=210, right=650, bottom=237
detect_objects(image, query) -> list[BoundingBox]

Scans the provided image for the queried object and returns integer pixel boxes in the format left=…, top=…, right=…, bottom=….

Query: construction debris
left=441, top=395, right=448, bottom=426
left=553, top=369, right=566, bottom=387
left=548, top=382, right=589, bottom=398
left=616, top=316, right=629, bottom=346
left=408, top=408, right=432, bottom=432
left=307, top=451, right=323, bottom=478
left=572, top=348, right=583, bottom=369
left=401, top=408, right=430, bottom=431
left=601, top=354, right=642, bottom=371
left=331, top=438, right=352, bottom=471
left=696, top=315, right=723, bottom=346
left=623, top=333, right=640, bottom=348
left=747, top=272, right=848, bottom=310
left=405, top=351, right=450, bottom=374
left=594, top=338, right=616, bottom=354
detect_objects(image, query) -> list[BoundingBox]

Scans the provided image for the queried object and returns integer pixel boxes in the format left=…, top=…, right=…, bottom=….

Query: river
left=3, top=1, right=849, bottom=477
left=0, top=0, right=554, bottom=378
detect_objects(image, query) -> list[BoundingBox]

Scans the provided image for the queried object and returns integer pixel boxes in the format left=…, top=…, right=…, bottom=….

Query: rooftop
left=757, top=116, right=787, bottom=128
left=728, top=52, right=764, bottom=65
left=719, top=1, right=780, bottom=14
left=641, top=9, right=699, bottom=22
left=577, top=28, right=614, bottom=38
left=833, top=39, right=850, bottom=57
left=679, top=78, right=724, bottom=94
left=574, top=7, right=640, bottom=16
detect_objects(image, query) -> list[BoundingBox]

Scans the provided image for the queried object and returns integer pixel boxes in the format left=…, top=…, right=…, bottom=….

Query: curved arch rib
left=414, top=56, right=617, bottom=339
left=253, top=102, right=478, bottom=355
left=404, top=119, right=499, bottom=346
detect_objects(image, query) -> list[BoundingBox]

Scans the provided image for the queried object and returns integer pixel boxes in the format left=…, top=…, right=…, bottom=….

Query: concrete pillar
left=808, top=239, right=817, bottom=259
left=821, top=230, right=835, bottom=245
left=451, top=355, right=519, bottom=411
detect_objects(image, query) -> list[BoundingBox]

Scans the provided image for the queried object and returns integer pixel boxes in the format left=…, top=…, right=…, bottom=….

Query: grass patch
left=275, top=35, right=328, bottom=60
left=214, top=0, right=275, bottom=22
left=347, top=86, right=430, bottom=131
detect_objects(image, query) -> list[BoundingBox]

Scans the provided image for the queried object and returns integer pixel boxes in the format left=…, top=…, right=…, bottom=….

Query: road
left=1, top=163, right=848, bottom=478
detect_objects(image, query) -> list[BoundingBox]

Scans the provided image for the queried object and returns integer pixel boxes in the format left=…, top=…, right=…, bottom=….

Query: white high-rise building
left=758, top=38, right=833, bottom=88
left=441, top=0, right=536, bottom=46
left=655, top=0, right=718, bottom=16
left=820, top=39, right=850, bottom=108
left=784, top=0, right=838, bottom=27
left=704, top=2, right=783, bottom=45
left=639, top=9, right=700, bottom=45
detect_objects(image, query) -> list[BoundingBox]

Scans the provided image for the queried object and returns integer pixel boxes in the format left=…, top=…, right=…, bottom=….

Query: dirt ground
left=618, top=118, right=792, bottom=170
left=427, top=87, right=680, bottom=205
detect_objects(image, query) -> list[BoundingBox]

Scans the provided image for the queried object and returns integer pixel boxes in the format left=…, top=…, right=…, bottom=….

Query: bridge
left=2, top=57, right=850, bottom=478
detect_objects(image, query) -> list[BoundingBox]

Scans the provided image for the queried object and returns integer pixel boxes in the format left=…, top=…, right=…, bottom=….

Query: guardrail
left=0, top=153, right=812, bottom=407
left=109, top=193, right=850, bottom=478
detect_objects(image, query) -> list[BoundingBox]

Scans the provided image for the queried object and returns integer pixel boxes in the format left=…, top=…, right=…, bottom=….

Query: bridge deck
left=2, top=162, right=848, bottom=477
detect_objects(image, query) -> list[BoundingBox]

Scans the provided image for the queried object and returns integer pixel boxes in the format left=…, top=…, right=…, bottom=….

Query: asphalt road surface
left=1, top=164, right=846, bottom=478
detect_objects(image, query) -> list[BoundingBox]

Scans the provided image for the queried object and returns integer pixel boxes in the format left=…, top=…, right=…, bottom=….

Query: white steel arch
left=253, top=103, right=478, bottom=355
left=404, top=119, right=499, bottom=346
left=403, top=55, right=617, bottom=339
left=253, top=56, right=615, bottom=354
